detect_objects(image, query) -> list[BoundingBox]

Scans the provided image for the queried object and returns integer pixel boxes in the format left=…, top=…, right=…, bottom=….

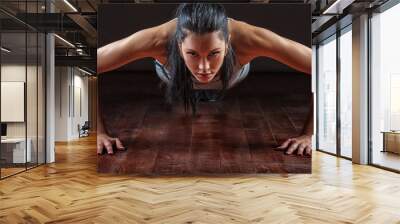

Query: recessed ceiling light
left=63, top=0, right=78, bottom=12
left=323, top=0, right=355, bottom=15
left=1, top=47, right=11, bottom=53
left=54, top=34, right=75, bottom=48
left=78, top=67, right=93, bottom=76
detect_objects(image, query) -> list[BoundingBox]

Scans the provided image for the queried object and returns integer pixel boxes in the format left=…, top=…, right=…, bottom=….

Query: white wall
left=55, top=66, right=69, bottom=141
left=1, top=65, right=26, bottom=134
left=73, top=72, right=89, bottom=137
left=55, top=67, right=89, bottom=141
left=1, top=65, right=42, bottom=137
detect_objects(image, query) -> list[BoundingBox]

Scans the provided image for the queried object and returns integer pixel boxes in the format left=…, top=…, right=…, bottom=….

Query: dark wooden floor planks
left=152, top=112, right=193, bottom=175
left=98, top=71, right=312, bottom=174
left=239, top=97, right=285, bottom=173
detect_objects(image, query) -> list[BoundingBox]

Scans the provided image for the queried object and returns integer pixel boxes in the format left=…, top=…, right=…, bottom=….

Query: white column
left=352, top=14, right=369, bottom=164
left=46, top=1, right=55, bottom=163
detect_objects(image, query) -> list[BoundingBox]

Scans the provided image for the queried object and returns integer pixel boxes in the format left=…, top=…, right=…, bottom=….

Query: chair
left=78, top=121, right=90, bottom=138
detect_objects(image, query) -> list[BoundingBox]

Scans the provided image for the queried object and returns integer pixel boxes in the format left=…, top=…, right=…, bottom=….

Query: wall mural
left=97, top=3, right=313, bottom=175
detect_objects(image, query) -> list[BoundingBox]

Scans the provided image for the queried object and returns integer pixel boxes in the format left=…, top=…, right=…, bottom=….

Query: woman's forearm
left=97, top=78, right=106, bottom=135
left=97, top=41, right=126, bottom=74
left=97, top=34, right=137, bottom=74
left=97, top=25, right=166, bottom=74
left=302, top=95, right=314, bottom=136
left=299, top=42, right=312, bottom=135
left=289, top=39, right=312, bottom=75
left=97, top=111, right=105, bottom=134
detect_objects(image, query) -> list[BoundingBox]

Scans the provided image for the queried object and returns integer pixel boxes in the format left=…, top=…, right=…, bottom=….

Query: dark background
left=98, top=3, right=311, bottom=73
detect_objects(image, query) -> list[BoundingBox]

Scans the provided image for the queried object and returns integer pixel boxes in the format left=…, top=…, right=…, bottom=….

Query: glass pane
left=27, top=31, right=38, bottom=169
left=38, top=32, right=45, bottom=165
left=339, top=28, right=352, bottom=158
left=1, top=30, right=27, bottom=177
left=317, top=35, right=337, bottom=154
left=371, top=4, right=400, bottom=171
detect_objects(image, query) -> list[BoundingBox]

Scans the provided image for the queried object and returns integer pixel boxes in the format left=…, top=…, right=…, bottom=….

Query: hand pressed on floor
left=276, top=135, right=312, bottom=156
left=97, top=133, right=126, bottom=155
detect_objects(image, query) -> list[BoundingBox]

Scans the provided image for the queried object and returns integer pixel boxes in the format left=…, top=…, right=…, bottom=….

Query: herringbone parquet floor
left=1, top=135, right=400, bottom=223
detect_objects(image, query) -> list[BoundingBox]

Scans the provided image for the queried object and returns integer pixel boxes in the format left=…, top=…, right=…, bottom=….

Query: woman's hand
left=97, top=133, right=125, bottom=155
left=276, top=134, right=312, bottom=156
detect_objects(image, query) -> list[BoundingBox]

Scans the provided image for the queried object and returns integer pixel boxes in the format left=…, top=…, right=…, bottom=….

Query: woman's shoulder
left=228, top=18, right=257, bottom=66
left=228, top=18, right=254, bottom=34
left=152, top=18, right=177, bottom=63
left=157, top=18, right=177, bottom=38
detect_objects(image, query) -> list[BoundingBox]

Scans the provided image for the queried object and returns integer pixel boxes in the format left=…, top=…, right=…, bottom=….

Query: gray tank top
left=154, top=60, right=250, bottom=90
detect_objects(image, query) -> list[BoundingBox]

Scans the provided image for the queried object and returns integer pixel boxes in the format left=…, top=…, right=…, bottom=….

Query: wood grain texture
left=98, top=72, right=312, bottom=174
left=1, top=135, right=400, bottom=223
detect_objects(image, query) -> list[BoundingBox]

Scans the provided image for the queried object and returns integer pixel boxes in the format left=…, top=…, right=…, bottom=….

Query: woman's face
left=179, top=31, right=228, bottom=83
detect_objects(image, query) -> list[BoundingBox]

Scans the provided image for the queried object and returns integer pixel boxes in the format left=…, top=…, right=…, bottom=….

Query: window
left=339, top=26, right=352, bottom=158
left=370, top=2, right=400, bottom=171
left=0, top=1, right=46, bottom=179
left=317, top=35, right=337, bottom=154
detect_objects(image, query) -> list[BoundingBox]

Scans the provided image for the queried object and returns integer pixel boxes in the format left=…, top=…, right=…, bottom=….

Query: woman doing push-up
left=97, top=3, right=313, bottom=156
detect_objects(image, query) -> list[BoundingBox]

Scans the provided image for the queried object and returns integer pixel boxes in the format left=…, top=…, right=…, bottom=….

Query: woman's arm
left=97, top=19, right=176, bottom=74
left=232, top=20, right=313, bottom=156
left=277, top=96, right=313, bottom=156
left=96, top=19, right=176, bottom=154
left=256, top=30, right=312, bottom=75
left=250, top=27, right=313, bottom=155
left=231, top=20, right=311, bottom=75
left=97, top=83, right=125, bottom=155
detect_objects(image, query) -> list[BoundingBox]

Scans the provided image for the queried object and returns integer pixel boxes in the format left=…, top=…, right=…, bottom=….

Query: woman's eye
left=209, top=52, right=220, bottom=57
left=187, top=52, right=197, bottom=57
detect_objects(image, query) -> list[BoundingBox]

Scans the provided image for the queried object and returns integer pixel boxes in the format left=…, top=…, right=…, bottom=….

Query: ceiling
left=0, top=0, right=389, bottom=73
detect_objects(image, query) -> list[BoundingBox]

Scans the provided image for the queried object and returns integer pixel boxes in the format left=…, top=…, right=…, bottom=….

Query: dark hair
left=164, top=3, right=236, bottom=116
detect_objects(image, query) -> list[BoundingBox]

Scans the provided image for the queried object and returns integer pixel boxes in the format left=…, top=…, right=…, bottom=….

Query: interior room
left=0, top=0, right=399, bottom=223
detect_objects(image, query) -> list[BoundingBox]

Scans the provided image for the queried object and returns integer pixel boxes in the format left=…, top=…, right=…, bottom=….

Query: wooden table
left=381, top=131, right=400, bottom=154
